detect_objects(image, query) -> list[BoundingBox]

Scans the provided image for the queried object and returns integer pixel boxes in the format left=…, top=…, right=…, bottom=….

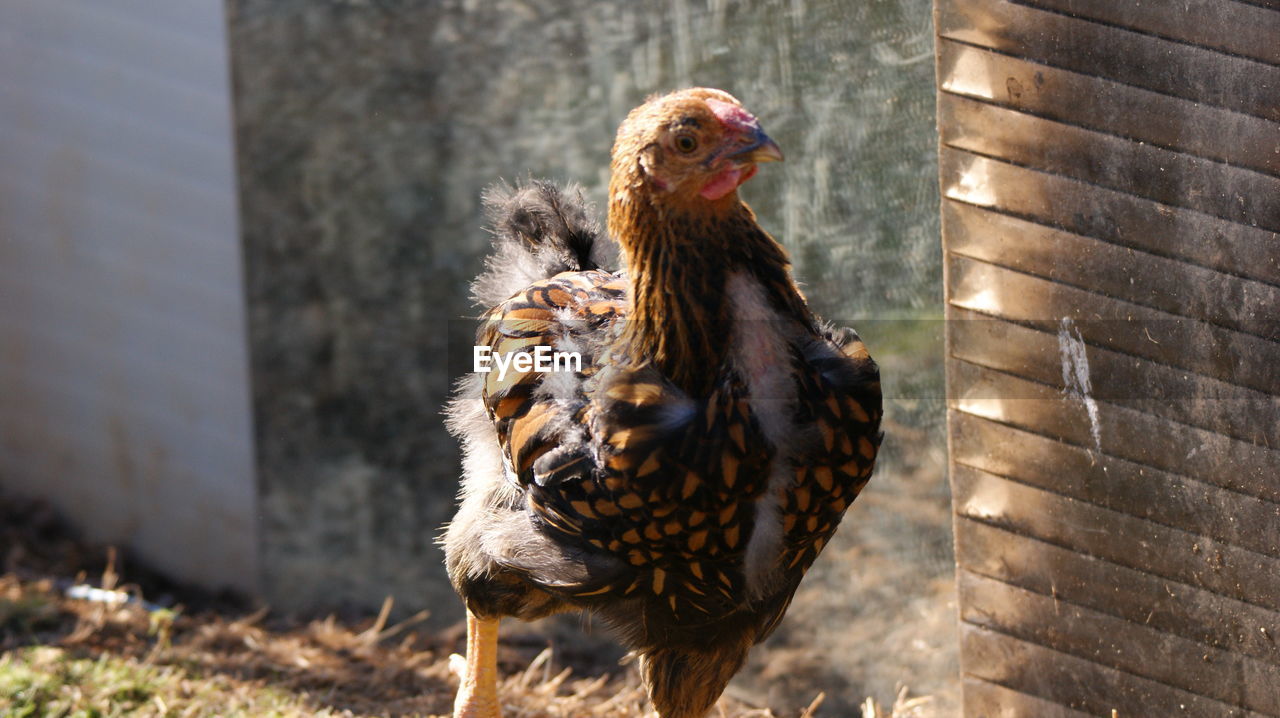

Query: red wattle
left=699, top=163, right=760, bottom=200
left=699, top=166, right=744, bottom=200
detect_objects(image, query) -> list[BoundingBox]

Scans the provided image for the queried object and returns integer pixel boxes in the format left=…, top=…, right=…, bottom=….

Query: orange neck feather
left=607, top=162, right=809, bottom=396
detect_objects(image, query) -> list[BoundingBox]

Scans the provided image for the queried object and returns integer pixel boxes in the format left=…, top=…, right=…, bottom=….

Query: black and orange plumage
left=443, top=88, right=882, bottom=718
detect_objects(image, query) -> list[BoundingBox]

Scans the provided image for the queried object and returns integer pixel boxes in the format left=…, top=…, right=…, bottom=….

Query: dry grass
left=0, top=578, right=930, bottom=717
left=0, top=495, right=932, bottom=717
left=2, top=573, right=934, bottom=717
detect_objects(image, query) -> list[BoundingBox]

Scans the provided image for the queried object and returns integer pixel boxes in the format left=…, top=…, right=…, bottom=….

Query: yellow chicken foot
left=451, top=611, right=502, bottom=718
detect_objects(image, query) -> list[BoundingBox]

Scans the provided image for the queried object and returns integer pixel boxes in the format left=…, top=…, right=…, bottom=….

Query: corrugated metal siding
left=0, top=1, right=256, bottom=591
left=936, top=0, right=1280, bottom=715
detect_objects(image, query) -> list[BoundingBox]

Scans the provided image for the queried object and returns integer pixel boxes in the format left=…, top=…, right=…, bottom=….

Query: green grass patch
left=0, top=646, right=327, bottom=718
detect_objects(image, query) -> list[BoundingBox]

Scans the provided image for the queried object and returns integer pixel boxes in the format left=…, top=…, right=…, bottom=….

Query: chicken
left=443, top=88, right=882, bottom=718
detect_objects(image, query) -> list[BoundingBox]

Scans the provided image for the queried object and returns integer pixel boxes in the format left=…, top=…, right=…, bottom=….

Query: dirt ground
left=0, top=469, right=949, bottom=718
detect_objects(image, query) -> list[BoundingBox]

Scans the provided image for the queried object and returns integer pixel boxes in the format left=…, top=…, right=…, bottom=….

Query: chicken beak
left=729, top=129, right=784, bottom=164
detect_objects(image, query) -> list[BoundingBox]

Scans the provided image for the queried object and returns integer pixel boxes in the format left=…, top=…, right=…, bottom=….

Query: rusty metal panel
left=961, top=678, right=1095, bottom=718
left=962, top=624, right=1268, bottom=717
left=940, top=93, right=1280, bottom=228
left=952, top=413, right=1280, bottom=560
left=937, top=0, right=1280, bottom=713
left=955, top=518, right=1280, bottom=668
left=1015, top=0, right=1280, bottom=65
left=937, top=39, right=1280, bottom=184
left=948, top=302, right=1276, bottom=443
left=937, top=0, right=1280, bottom=121
left=950, top=360, right=1280, bottom=503
left=948, top=267, right=1280, bottom=401
left=961, top=571, right=1280, bottom=714
left=944, top=201, right=1280, bottom=340
left=941, top=150, right=1280, bottom=287
left=953, top=463, right=1280, bottom=610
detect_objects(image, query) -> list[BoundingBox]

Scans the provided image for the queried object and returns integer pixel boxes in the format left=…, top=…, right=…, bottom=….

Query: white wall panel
left=0, top=0, right=255, bottom=592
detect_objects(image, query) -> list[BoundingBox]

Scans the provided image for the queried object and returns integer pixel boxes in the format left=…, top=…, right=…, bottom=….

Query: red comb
left=705, top=98, right=762, bottom=134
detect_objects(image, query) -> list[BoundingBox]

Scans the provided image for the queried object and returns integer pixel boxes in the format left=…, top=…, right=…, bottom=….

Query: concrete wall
left=0, top=1, right=256, bottom=592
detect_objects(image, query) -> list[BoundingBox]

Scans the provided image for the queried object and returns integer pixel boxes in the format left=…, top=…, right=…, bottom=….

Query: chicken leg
left=452, top=611, right=502, bottom=718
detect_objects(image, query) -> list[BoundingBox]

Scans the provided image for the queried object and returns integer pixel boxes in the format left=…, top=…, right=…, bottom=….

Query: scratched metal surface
left=937, top=0, right=1280, bottom=715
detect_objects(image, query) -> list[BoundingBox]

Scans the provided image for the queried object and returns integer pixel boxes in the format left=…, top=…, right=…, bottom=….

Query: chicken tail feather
left=638, top=639, right=752, bottom=718
left=471, top=180, right=617, bottom=308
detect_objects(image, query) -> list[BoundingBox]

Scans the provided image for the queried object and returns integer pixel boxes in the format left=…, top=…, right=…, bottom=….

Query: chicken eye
left=674, top=133, right=698, bottom=154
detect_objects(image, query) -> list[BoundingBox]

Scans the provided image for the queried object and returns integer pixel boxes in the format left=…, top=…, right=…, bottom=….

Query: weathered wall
left=229, top=0, right=945, bottom=711
left=0, top=1, right=255, bottom=592
left=937, top=0, right=1280, bottom=714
